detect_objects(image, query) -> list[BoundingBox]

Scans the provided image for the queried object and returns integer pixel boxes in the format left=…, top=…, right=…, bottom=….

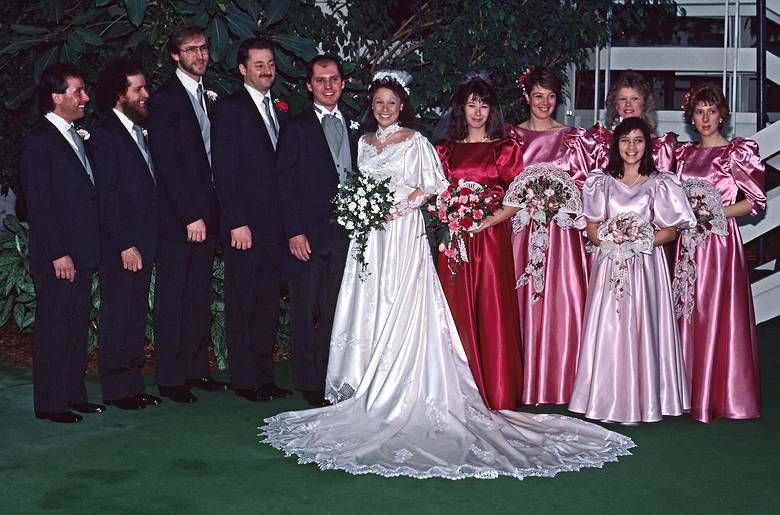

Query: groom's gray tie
left=321, top=113, right=343, bottom=155
left=67, top=125, right=94, bottom=184
left=132, top=124, right=155, bottom=181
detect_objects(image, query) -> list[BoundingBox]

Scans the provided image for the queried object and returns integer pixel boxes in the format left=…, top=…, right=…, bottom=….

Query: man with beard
left=90, top=58, right=161, bottom=410
left=147, top=26, right=228, bottom=403
left=211, top=38, right=291, bottom=402
left=276, top=55, right=357, bottom=407
left=21, top=63, right=103, bottom=423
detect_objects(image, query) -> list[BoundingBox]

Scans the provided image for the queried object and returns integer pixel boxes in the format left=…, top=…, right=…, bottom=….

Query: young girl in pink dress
left=674, top=85, right=765, bottom=423
left=507, top=67, right=598, bottom=405
left=569, top=117, right=696, bottom=424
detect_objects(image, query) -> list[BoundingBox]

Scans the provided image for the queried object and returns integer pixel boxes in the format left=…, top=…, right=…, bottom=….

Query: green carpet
left=1, top=319, right=778, bottom=515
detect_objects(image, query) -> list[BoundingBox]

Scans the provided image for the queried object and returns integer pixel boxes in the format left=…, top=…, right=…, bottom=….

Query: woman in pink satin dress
left=436, top=76, right=524, bottom=410
left=507, top=67, right=598, bottom=405
left=674, top=85, right=765, bottom=423
left=569, top=118, right=696, bottom=424
left=592, top=71, right=677, bottom=172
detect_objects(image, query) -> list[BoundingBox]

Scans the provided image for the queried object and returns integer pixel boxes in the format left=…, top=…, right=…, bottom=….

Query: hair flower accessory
left=517, top=65, right=536, bottom=96
left=274, top=98, right=289, bottom=112
left=372, top=70, right=412, bottom=95
left=462, top=71, right=492, bottom=86
left=205, top=89, right=218, bottom=102
left=76, top=128, right=90, bottom=141
left=680, top=86, right=700, bottom=110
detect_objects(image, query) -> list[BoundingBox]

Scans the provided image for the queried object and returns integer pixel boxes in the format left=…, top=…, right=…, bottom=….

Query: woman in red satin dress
left=674, top=85, right=765, bottom=423
left=435, top=76, right=524, bottom=410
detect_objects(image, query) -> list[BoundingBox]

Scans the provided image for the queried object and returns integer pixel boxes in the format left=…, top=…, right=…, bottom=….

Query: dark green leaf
left=273, top=50, right=305, bottom=78
left=127, top=26, right=152, bottom=48
left=273, top=34, right=317, bottom=61
left=1, top=36, right=48, bottom=55
left=74, top=28, right=103, bottom=47
left=206, top=17, right=229, bottom=63
left=66, top=32, right=86, bottom=53
left=71, top=9, right=103, bottom=25
left=264, top=0, right=291, bottom=28
left=106, top=21, right=136, bottom=39
left=3, top=82, right=36, bottom=110
left=34, top=47, right=60, bottom=82
left=96, top=0, right=112, bottom=5
left=10, top=24, right=48, bottom=35
left=225, top=5, right=258, bottom=39
left=234, top=0, right=259, bottom=21
left=12, top=303, right=24, bottom=329
left=125, top=0, right=148, bottom=27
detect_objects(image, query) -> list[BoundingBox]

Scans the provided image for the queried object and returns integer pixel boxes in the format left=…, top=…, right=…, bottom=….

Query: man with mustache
left=211, top=38, right=290, bottom=402
left=276, top=55, right=358, bottom=407
left=147, top=26, right=228, bottom=403
left=21, top=63, right=103, bottom=423
left=90, top=58, right=161, bottom=411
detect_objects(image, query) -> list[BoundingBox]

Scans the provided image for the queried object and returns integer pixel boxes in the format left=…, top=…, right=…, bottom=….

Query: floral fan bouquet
left=672, top=178, right=729, bottom=321
left=596, top=212, right=655, bottom=305
left=427, top=179, right=502, bottom=275
left=503, top=163, right=585, bottom=302
left=333, top=169, right=396, bottom=279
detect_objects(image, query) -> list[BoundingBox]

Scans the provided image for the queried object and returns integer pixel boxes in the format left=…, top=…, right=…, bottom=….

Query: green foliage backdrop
left=0, top=0, right=674, bottom=366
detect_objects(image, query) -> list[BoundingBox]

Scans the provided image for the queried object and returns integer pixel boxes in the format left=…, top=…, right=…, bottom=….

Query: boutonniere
left=349, top=120, right=361, bottom=135
left=205, top=89, right=218, bottom=102
left=76, top=128, right=90, bottom=141
left=274, top=98, right=289, bottom=112
left=142, top=128, right=148, bottom=138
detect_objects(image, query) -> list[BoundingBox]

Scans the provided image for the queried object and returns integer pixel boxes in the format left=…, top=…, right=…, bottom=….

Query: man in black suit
left=20, top=63, right=105, bottom=423
left=211, top=38, right=291, bottom=402
left=276, top=55, right=357, bottom=407
left=90, top=58, right=161, bottom=411
left=147, top=26, right=228, bottom=403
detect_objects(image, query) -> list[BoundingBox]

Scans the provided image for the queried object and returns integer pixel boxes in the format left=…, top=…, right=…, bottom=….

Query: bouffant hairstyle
left=38, top=63, right=81, bottom=113
left=605, top=70, right=656, bottom=130
left=604, top=117, right=657, bottom=179
left=523, top=67, right=562, bottom=97
left=95, top=57, right=144, bottom=112
left=363, top=77, right=416, bottom=131
left=683, top=84, right=730, bottom=127
left=448, top=77, right=504, bottom=141
left=167, top=25, right=207, bottom=56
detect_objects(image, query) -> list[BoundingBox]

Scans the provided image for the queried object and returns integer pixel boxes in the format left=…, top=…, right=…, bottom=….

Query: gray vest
left=186, top=89, right=211, bottom=165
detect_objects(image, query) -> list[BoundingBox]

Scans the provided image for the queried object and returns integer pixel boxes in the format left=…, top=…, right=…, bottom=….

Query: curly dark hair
left=448, top=77, right=504, bottom=141
left=604, top=117, right=657, bottom=179
left=605, top=70, right=656, bottom=130
left=683, top=84, right=730, bottom=127
left=95, top=57, right=144, bottom=112
left=363, top=76, right=416, bottom=131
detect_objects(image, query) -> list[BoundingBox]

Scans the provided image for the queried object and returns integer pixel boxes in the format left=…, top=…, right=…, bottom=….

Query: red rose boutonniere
left=274, top=99, right=289, bottom=112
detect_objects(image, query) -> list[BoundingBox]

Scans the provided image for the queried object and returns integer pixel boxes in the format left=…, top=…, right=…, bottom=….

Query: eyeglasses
left=179, top=45, right=210, bottom=55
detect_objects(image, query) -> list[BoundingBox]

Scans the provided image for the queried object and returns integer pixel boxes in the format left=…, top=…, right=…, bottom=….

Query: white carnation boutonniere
left=349, top=120, right=361, bottom=135
left=205, top=89, right=218, bottom=102
left=76, top=128, right=90, bottom=141
left=142, top=128, right=148, bottom=139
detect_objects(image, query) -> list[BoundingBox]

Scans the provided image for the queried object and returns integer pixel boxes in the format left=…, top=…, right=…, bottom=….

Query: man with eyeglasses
left=147, top=25, right=228, bottom=403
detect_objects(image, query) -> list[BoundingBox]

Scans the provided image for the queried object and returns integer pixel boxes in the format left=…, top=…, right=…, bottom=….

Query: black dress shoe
left=259, top=383, right=293, bottom=400
left=186, top=376, right=230, bottom=392
left=104, top=396, right=145, bottom=410
left=136, top=393, right=162, bottom=406
left=35, top=411, right=83, bottom=423
left=234, top=388, right=271, bottom=402
left=158, top=385, right=198, bottom=403
left=69, top=402, right=106, bottom=414
left=300, top=390, right=330, bottom=408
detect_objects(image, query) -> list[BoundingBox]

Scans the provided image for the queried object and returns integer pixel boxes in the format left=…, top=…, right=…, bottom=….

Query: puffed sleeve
left=728, top=138, right=766, bottom=215
left=403, top=132, right=449, bottom=195
left=495, top=137, right=524, bottom=185
left=582, top=169, right=609, bottom=223
left=652, top=172, right=696, bottom=230
left=652, top=132, right=678, bottom=173
left=435, top=140, right=453, bottom=178
left=563, top=127, right=597, bottom=187
left=673, top=141, right=695, bottom=180
left=589, top=122, right=612, bottom=170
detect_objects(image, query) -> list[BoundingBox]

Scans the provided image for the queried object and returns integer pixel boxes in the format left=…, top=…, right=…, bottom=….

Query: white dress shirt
left=176, top=68, right=206, bottom=112
left=113, top=108, right=138, bottom=143
left=313, top=102, right=343, bottom=124
left=244, top=84, right=279, bottom=140
left=44, top=111, right=82, bottom=154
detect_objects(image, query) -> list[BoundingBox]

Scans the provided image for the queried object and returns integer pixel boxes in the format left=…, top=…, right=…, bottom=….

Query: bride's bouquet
left=427, top=179, right=502, bottom=275
left=334, top=168, right=396, bottom=278
left=597, top=212, right=655, bottom=304
left=503, top=163, right=584, bottom=302
left=672, top=178, right=729, bottom=321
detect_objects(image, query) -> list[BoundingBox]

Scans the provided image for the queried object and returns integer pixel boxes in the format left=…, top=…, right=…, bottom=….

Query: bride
left=260, top=71, right=635, bottom=480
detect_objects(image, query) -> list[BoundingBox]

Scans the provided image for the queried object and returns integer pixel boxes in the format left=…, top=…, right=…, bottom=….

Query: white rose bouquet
left=333, top=169, right=396, bottom=279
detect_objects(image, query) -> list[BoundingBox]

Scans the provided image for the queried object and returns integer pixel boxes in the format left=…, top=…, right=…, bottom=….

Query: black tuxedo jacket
left=276, top=106, right=358, bottom=257
left=210, top=87, right=286, bottom=246
left=20, top=119, right=99, bottom=275
left=89, top=111, right=158, bottom=267
left=147, top=76, right=217, bottom=244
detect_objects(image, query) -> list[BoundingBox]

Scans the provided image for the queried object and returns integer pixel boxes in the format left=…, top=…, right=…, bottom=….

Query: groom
left=276, top=55, right=357, bottom=407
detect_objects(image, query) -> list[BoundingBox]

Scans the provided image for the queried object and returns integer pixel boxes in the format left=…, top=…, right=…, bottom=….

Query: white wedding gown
left=260, top=131, right=635, bottom=480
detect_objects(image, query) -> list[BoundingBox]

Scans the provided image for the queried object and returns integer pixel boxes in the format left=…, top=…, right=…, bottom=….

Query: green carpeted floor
left=1, top=319, right=779, bottom=515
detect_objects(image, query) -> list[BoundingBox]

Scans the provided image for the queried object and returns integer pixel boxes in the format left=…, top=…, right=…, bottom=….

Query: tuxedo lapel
left=304, top=108, right=339, bottom=180
left=342, top=111, right=359, bottom=169
left=171, top=77, right=206, bottom=138
left=42, top=119, right=95, bottom=187
left=106, top=112, right=152, bottom=175
left=237, top=87, right=275, bottom=153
